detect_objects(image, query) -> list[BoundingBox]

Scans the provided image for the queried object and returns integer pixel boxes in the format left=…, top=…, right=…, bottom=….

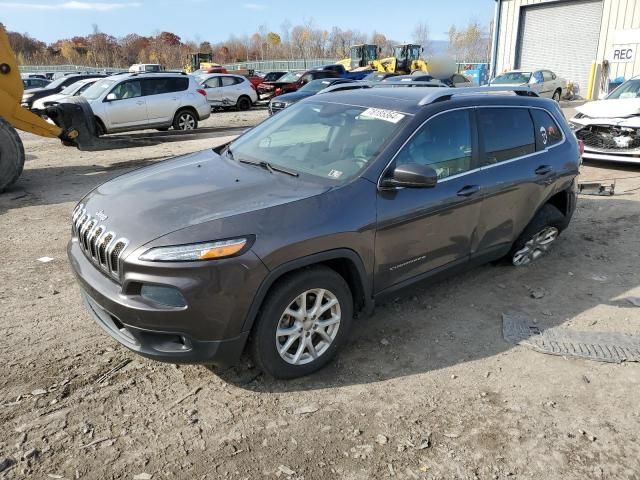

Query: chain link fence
left=19, top=64, right=128, bottom=74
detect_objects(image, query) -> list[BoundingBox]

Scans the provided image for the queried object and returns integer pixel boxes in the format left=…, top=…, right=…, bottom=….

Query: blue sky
left=0, top=0, right=494, bottom=44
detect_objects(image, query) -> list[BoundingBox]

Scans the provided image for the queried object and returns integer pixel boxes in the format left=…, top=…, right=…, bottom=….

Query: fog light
left=140, top=285, right=186, bottom=308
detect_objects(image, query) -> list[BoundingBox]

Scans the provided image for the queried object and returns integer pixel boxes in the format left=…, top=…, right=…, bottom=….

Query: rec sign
left=611, top=44, right=636, bottom=63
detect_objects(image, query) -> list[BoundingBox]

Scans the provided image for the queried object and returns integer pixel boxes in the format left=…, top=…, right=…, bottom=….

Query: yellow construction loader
left=372, top=43, right=429, bottom=75
left=336, top=44, right=381, bottom=71
left=0, top=25, right=155, bottom=193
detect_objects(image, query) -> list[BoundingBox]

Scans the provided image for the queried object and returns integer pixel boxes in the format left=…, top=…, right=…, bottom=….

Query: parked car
left=257, top=69, right=341, bottom=98
left=129, top=63, right=163, bottom=73
left=262, top=71, right=287, bottom=82
left=22, top=77, right=50, bottom=89
left=68, top=86, right=579, bottom=379
left=570, top=76, right=640, bottom=164
left=315, top=64, right=372, bottom=80
left=409, top=72, right=474, bottom=87
left=490, top=69, right=566, bottom=101
left=73, top=72, right=210, bottom=134
left=21, top=73, right=106, bottom=110
left=363, top=72, right=399, bottom=82
left=268, top=78, right=356, bottom=114
left=31, top=78, right=100, bottom=114
left=199, top=73, right=258, bottom=111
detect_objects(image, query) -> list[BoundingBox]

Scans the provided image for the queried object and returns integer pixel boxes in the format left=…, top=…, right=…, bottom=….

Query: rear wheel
left=236, top=96, right=252, bottom=111
left=250, top=266, right=353, bottom=379
left=0, top=117, right=26, bottom=193
left=510, top=204, right=565, bottom=266
left=173, top=110, right=198, bottom=130
left=552, top=89, right=561, bottom=102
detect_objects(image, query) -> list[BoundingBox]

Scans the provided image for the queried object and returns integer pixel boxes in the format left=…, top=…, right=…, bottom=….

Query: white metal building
left=491, top=0, right=640, bottom=98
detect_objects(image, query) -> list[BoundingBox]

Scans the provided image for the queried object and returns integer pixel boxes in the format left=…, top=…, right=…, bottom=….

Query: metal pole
left=489, top=0, right=502, bottom=79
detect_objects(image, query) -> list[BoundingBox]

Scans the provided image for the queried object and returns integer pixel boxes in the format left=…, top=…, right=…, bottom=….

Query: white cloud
left=243, top=3, right=265, bottom=10
left=0, top=1, right=142, bottom=10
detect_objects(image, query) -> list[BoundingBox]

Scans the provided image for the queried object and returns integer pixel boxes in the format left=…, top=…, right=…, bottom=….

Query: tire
left=95, top=117, right=106, bottom=137
left=0, top=117, right=26, bottom=194
left=236, top=96, right=252, bottom=111
left=249, top=266, right=353, bottom=379
left=172, top=110, right=198, bottom=130
left=552, top=89, right=561, bottom=102
left=510, top=204, right=565, bottom=266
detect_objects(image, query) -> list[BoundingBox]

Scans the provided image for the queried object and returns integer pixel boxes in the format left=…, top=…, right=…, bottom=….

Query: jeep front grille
left=72, top=204, right=129, bottom=281
left=576, top=125, right=640, bottom=152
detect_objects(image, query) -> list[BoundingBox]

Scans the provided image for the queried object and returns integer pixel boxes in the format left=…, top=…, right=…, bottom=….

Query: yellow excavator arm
left=0, top=26, right=68, bottom=140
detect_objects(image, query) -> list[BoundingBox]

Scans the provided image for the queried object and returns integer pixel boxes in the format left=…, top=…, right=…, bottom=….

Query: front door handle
left=457, top=185, right=480, bottom=197
left=136, top=101, right=144, bottom=105
left=535, top=165, right=553, bottom=175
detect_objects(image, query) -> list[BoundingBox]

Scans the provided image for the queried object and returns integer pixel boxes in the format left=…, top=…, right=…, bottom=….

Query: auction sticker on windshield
left=360, top=108, right=405, bottom=124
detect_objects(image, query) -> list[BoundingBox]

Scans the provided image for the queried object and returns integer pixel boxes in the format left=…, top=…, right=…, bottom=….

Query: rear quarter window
left=531, top=109, right=563, bottom=149
left=478, top=108, right=535, bottom=164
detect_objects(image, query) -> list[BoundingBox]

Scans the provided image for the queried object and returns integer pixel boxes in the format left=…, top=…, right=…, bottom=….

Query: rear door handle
left=535, top=165, right=553, bottom=175
left=457, top=185, right=480, bottom=197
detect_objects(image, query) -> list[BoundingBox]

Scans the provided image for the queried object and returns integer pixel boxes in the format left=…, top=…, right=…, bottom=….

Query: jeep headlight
left=139, top=238, right=248, bottom=262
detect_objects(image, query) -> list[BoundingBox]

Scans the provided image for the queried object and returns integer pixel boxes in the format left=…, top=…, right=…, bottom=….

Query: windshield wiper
left=238, top=158, right=299, bottom=177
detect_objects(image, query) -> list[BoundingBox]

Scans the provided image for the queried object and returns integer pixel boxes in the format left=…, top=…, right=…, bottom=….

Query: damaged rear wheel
left=510, top=204, right=565, bottom=266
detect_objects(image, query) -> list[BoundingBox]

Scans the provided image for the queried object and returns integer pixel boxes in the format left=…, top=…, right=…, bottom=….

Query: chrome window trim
left=377, top=104, right=567, bottom=189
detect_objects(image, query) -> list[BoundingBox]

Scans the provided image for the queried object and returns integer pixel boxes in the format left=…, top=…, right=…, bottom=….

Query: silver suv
left=77, top=73, right=211, bottom=134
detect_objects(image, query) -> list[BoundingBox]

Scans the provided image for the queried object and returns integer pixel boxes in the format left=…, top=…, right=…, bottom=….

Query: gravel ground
left=1, top=105, right=640, bottom=480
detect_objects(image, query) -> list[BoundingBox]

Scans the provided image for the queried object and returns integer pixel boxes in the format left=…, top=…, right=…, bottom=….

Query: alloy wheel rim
left=275, top=288, right=341, bottom=365
left=512, top=226, right=559, bottom=266
left=178, top=114, right=195, bottom=130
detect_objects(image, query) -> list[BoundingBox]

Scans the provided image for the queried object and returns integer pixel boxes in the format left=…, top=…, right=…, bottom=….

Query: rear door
left=143, top=77, right=187, bottom=124
left=219, top=76, right=242, bottom=106
left=473, top=107, right=559, bottom=255
left=374, top=108, right=483, bottom=292
left=102, top=79, right=148, bottom=129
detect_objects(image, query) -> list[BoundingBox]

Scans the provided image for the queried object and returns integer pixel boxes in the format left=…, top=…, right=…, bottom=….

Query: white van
left=128, top=64, right=163, bottom=74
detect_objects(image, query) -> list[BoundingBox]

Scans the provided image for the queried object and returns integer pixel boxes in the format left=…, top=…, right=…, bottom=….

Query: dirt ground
left=1, top=104, right=639, bottom=480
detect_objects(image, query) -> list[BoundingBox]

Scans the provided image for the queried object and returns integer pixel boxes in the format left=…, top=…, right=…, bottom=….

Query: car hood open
left=576, top=98, right=640, bottom=119
left=78, top=149, right=328, bottom=252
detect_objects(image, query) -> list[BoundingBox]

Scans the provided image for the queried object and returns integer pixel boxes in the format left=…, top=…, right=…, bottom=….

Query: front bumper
left=68, top=238, right=267, bottom=365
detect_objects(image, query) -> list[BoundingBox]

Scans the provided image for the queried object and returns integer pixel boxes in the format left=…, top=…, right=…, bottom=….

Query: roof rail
left=318, top=83, right=373, bottom=94
left=417, top=86, right=538, bottom=106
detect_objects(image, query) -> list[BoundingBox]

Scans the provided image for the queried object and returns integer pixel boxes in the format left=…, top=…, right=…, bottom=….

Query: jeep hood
left=576, top=98, right=640, bottom=119
left=78, top=149, right=328, bottom=252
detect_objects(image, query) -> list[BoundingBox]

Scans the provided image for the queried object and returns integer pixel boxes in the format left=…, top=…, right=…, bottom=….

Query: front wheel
left=172, top=110, right=198, bottom=130
left=249, top=266, right=353, bottom=379
left=510, top=204, right=565, bottom=266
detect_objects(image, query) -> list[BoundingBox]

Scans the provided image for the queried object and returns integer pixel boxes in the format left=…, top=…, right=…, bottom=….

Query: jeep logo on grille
left=95, top=210, right=108, bottom=221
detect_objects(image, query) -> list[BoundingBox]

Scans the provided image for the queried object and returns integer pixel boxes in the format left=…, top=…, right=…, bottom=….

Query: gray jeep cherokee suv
left=69, top=86, right=580, bottom=379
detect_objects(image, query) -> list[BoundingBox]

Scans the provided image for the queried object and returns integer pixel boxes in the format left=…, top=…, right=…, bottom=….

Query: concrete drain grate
left=502, top=314, right=640, bottom=363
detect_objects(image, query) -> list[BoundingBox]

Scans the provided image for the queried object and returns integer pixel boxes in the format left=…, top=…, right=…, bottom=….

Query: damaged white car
left=570, top=77, right=640, bottom=163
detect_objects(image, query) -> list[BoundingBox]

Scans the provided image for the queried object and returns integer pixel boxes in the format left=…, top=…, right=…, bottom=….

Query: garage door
left=516, top=0, right=603, bottom=94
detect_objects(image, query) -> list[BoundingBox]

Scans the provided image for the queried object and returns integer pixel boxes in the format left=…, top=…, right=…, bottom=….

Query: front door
left=103, top=80, right=147, bottom=129
left=203, top=76, right=221, bottom=106
left=374, top=109, right=482, bottom=292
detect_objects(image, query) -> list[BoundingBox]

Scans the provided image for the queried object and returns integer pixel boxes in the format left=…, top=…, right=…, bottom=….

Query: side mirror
left=105, top=93, right=117, bottom=101
left=380, top=163, right=438, bottom=189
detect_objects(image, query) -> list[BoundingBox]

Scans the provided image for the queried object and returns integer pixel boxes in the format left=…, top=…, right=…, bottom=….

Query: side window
left=542, top=70, right=554, bottom=82
left=109, top=80, right=142, bottom=100
left=143, top=78, right=171, bottom=96
left=301, top=74, right=313, bottom=84
left=221, top=76, right=238, bottom=87
left=170, top=77, right=189, bottom=92
left=478, top=108, right=535, bottom=164
left=204, top=77, right=220, bottom=88
left=395, top=109, right=473, bottom=180
left=531, top=109, right=563, bottom=149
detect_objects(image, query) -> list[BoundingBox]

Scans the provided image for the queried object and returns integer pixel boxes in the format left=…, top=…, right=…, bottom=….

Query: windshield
left=264, top=72, right=285, bottom=82
left=493, top=72, right=532, bottom=84
left=276, top=72, right=302, bottom=83
left=299, top=79, right=334, bottom=93
left=47, top=76, right=73, bottom=89
left=82, top=79, right=117, bottom=100
left=60, top=81, right=84, bottom=95
left=607, top=79, right=640, bottom=99
left=227, top=101, right=408, bottom=182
